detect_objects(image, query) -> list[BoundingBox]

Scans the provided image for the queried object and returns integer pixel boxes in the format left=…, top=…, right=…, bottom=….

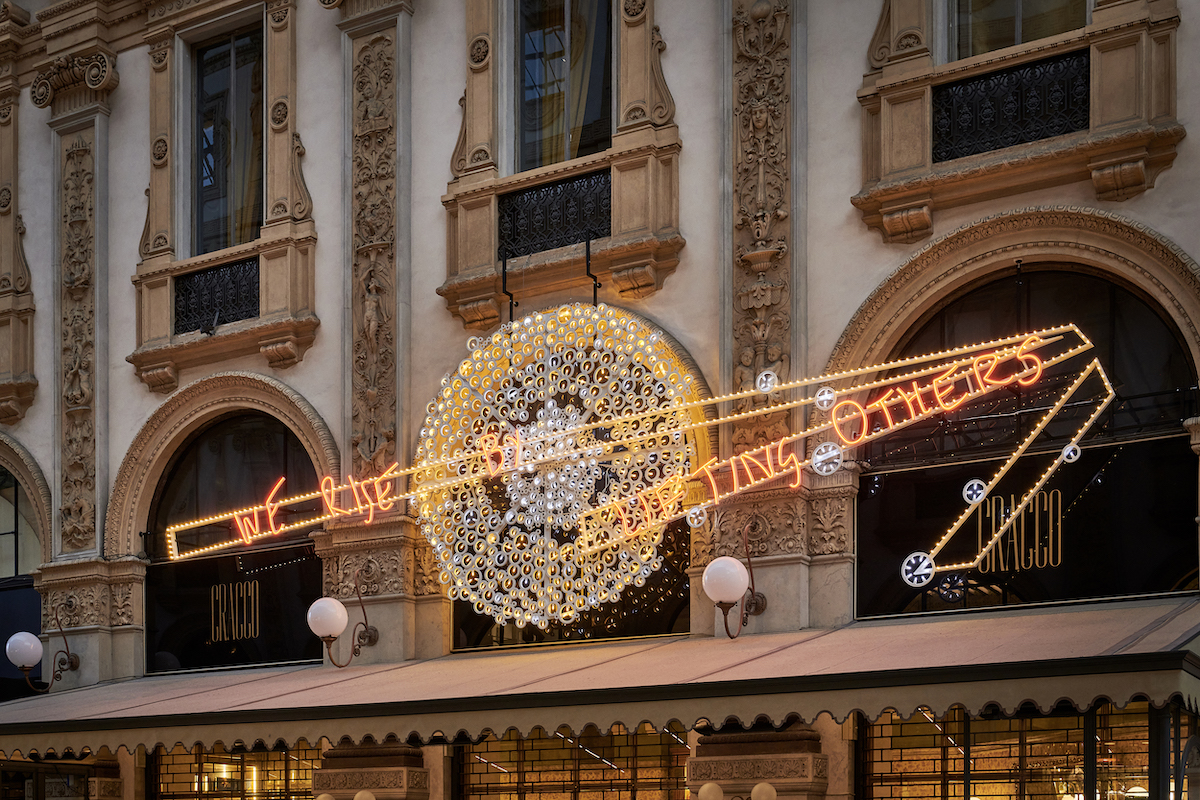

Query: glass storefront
left=859, top=701, right=1193, bottom=799
left=150, top=743, right=319, bottom=800
left=457, top=724, right=690, bottom=800
left=857, top=269, right=1199, bottom=617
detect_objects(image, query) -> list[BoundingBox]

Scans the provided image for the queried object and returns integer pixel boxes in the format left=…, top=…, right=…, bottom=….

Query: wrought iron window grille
left=173, top=256, right=260, bottom=335
left=932, top=49, right=1089, bottom=163
left=497, top=169, right=612, bottom=260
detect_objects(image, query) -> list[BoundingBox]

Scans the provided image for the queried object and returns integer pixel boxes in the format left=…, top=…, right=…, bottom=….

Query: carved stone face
left=751, top=102, right=769, bottom=131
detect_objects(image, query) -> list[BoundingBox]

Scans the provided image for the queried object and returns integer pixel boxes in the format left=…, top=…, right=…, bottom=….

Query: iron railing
left=173, top=256, right=260, bottom=335
left=497, top=169, right=611, bottom=260
left=932, top=49, right=1090, bottom=163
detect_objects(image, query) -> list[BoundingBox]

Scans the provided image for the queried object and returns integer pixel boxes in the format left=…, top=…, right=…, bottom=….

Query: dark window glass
left=195, top=29, right=264, bottom=255
left=518, top=0, right=612, bottom=171
left=857, top=270, right=1199, bottom=616
left=0, top=466, right=41, bottom=699
left=145, top=413, right=322, bottom=672
left=957, top=0, right=1086, bottom=58
left=0, top=467, right=37, bottom=580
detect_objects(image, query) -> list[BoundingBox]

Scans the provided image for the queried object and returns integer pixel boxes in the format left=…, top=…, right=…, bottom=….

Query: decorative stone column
left=731, top=0, right=791, bottom=453
left=687, top=727, right=828, bottom=800
left=0, top=2, right=36, bottom=424
left=805, top=465, right=857, bottom=629
left=28, top=9, right=146, bottom=686
left=313, top=739, right=430, bottom=800
left=312, top=516, right=448, bottom=663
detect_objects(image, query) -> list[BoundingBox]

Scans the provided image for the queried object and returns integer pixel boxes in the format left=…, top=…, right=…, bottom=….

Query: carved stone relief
left=60, top=135, right=97, bottom=554
left=346, top=35, right=399, bottom=480
left=41, top=585, right=107, bottom=629
left=323, top=547, right=406, bottom=598
left=413, top=540, right=440, bottom=596
left=808, top=493, right=851, bottom=555
left=694, top=492, right=806, bottom=567
left=731, top=0, right=790, bottom=453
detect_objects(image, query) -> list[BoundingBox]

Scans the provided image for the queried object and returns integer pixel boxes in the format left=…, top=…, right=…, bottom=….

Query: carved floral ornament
left=732, top=0, right=791, bottom=453
left=31, top=52, right=119, bottom=109
left=350, top=33, right=398, bottom=478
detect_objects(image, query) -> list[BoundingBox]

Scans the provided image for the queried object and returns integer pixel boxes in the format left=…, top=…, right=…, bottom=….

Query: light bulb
left=702, top=556, right=750, bottom=604
left=6, top=631, right=42, bottom=669
left=306, top=597, right=349, bottom=639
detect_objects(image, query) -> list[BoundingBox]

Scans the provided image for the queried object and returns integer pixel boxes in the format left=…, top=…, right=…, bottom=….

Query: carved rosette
left=732, top=0, right=791, bottom=452
left=60, top=135, right=96, bottom=553
left=350, top=35, right=398, bottom=478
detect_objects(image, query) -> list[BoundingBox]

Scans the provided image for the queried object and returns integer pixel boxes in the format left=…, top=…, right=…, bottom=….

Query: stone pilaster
left=688, top=727, right=828, bottom=800
left=0, top=2, right=36, bottom=424
left=31, top=29, right=128, bottom=687
left=313, top=740, right=429, bottom=800
left=731, top=0, right=791, bottom=452
left=804, top=465, right=857, bottom=629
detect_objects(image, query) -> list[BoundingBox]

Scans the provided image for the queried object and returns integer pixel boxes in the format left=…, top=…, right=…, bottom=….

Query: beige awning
left=2, top=596, right=1199, bottom=757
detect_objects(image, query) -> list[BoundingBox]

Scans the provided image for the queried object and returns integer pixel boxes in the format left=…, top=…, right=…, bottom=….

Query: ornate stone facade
left=855, top=0, right=1184, bottom=242
left=0, top=2, right=36, bottom=424
left=439, top=0, right=683, bottom=330
left=350, top=33, right=397, bottom=477
left=731, top=0, right=790, bottom=452
left=60, top=133, right=97, bottom=554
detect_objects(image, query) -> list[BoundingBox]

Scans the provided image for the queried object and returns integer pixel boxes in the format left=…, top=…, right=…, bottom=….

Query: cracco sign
left=166, top=305, right=1113, bottom=627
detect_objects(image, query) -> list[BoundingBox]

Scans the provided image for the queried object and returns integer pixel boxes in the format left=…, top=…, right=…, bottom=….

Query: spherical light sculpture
left=306, top=597, right=349, bottom=640
left=5, top=631, right=42, bottom=670
left=702, top=556, right=750, bottom=605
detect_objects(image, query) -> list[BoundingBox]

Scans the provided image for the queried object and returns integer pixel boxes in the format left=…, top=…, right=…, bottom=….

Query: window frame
left=130, top=0, right=319, bottom=393
left=946, top=0, right=1093, bottom=63
left=189, top=25, right=267, bottom=258
left=506, top=0, right=616, bottom=176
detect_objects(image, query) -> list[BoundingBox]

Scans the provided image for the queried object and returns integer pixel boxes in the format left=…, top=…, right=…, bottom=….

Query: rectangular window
left=194, top=29, right=264, bottom=256
left=956, top=0, right=1086, bottom=59
left=517, top=0, right=612, bottom=172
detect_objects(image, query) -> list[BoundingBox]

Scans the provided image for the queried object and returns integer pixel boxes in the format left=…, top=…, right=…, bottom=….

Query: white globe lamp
left=702, top=556, right=749, bottom=604
left=306, top=597, right=349, bottom=640
left=5, top=631, right=42, bottom=670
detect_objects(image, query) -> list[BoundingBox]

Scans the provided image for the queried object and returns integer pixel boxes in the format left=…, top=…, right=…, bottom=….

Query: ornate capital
left=31, top=51, right=118, bottom=109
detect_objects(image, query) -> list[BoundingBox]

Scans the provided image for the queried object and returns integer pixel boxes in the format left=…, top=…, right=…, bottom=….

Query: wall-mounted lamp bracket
left=313, top=569, right=378, bottom=668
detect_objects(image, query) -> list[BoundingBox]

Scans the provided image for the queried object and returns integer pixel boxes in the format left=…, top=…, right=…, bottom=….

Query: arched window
left=145, top=413, right=323, bottom=672
left=0, top=466, right=42, bottom=699
left=857, top=268, right=1198, bottom=616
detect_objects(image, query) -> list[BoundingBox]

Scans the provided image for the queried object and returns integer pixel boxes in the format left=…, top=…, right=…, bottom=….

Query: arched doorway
left=144, top=411, right=324, bottom=672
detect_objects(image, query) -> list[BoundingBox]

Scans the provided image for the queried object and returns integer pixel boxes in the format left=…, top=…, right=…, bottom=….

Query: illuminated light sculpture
left=164, top=303, right=1113, bottom=630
